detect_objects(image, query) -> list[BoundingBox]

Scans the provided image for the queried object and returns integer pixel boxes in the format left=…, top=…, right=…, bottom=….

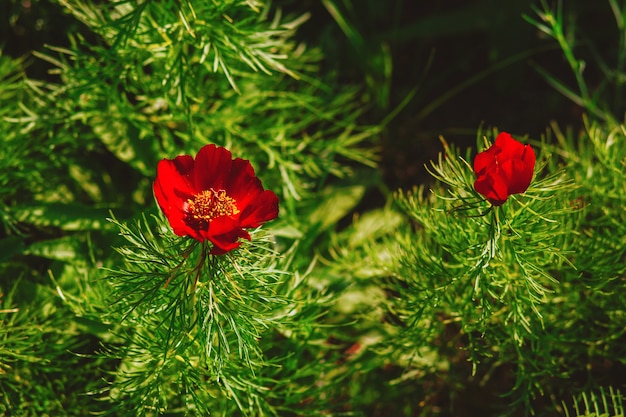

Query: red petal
left=226, top=158, right=264, bottom=207
left=172, top=154, right=195, bottom=177
left=193, top=144, right=233, bottom=191
left=493, top=132, right=526, bottom=162
left=473, top=132, right=536, bottom=205
left=474, top=172, right=509, bottom=206
left=501, top=159, right=534, bottom=195
left=209, top=230, right=250, bottom=255
left=154, top=181, right=189, bottom=236
left=473, top=147, right=498, bottom=176
left=200, top=216, right=250, bottom=254
left=153, top=156, right=198, bottom=237
left=238, top=190, right=279, bottom=228
left=155, top=156, right=196, bottom=198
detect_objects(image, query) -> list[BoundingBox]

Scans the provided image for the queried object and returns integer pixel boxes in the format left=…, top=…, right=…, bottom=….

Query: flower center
left=186, top=189, right=239, bottom=227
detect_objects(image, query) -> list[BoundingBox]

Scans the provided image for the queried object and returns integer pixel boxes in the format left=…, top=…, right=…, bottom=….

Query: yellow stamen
left=186, top=189, right=239, bottom=227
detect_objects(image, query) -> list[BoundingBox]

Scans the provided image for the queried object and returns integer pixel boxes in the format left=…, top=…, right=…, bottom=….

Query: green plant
left=2, top=1, right=626, bottom=416
left=563, top=387, right=625, bottom=417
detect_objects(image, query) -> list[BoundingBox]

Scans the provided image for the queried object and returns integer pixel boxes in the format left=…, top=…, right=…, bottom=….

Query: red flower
left=153, top=144, right=279, bottom=254
left=473, top=132, right=536, bottom=206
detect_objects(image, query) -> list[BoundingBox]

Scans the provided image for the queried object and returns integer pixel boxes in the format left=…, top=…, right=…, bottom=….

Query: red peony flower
left=153, top=144, right=279, bottom=254
left=473, top=132, right=536, bottom=206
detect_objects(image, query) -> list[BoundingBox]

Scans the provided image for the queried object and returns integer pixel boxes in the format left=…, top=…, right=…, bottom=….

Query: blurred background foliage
left=1, top=0, right=625, bottom=416
left=2, top=0, right=621, bottom=187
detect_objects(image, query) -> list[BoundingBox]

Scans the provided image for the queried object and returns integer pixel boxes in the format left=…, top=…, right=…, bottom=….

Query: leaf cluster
left=327, top=122, right=625, bottom=415
left=3, top=0, right=626, bottom=416
left=1, top=0, right=381, bottom=414
left=96, top=213, right=353, bottom=416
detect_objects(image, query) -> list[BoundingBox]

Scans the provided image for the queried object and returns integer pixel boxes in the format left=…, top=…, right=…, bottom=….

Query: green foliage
left=2, top=0, right=626, bottom=416
left=2, top=0, right=381, bottom=413
left=394, top=137, right=578, bottom=336
left=0, top=276, right=111, bottom=416
left=524, top=0, right=626, bottom=123
left=563, top=387, right=625, bottom=417
left=99, top=215, right=289, bottom=415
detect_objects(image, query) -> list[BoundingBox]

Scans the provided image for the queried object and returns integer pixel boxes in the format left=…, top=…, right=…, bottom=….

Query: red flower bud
left=473, top=132, right=536, bottom=206
left=153, top=144, right=279, bottom=254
